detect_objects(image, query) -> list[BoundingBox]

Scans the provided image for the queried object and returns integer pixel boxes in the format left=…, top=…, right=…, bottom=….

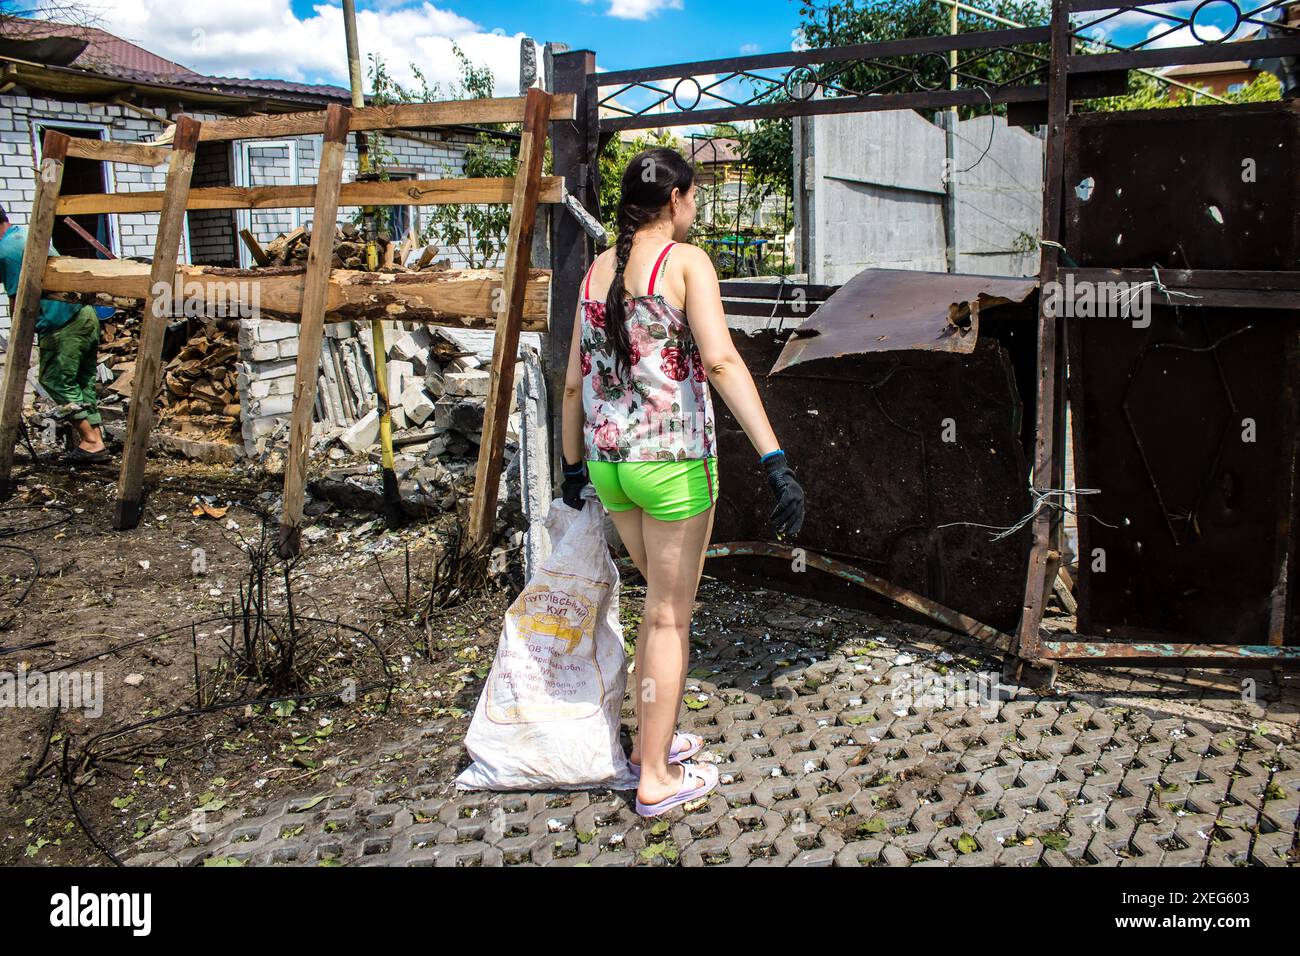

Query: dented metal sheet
left=771, top=268, right=1037, bottom=373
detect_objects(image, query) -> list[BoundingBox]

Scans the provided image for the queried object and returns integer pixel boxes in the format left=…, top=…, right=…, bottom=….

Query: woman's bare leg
left=635, top=504, right=715, bottom=804
left=606, top=507, right=649, bottom=762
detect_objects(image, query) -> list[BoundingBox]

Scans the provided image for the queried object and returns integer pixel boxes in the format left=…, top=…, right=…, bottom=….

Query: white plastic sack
left=456, top=487, right=638, bottom=791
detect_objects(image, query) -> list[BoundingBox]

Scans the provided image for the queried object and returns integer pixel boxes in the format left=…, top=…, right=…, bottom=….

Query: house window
left=376, top=169, right=418, bottom=248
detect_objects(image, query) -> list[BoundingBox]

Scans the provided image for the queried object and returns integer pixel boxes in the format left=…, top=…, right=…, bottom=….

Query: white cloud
left=1144, top=20, right=1224, bottom=48
left=606, top=0, right=684, bottom=21
left=76, top=0, right=537, bottom=96
left=1071, top=2, right=1248, bottom=47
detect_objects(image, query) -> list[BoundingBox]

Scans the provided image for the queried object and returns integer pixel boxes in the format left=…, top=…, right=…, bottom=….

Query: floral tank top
left=579, top=241, right=717, bottom=462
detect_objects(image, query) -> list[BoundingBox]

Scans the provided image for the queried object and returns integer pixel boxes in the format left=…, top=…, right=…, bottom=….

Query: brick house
left=0, top=18, right=518, bottom=453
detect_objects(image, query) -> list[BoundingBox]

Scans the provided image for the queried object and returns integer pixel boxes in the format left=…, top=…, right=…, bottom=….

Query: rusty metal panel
left=772, top=269, right=1037, bottom=370
left=1064, top=101, right=1300, bottom=646
left=1069, top=309, right=1298, bottom=643
left=1063, top=101, right=1300, bottom=272
left=711, top=327, right=1034, bottom=632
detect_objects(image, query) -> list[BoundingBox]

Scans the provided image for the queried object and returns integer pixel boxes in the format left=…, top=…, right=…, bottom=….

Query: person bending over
left=0, top=205, right=108, bottom=463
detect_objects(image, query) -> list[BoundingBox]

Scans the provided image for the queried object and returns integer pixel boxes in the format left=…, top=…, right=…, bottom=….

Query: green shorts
left=587, top=457, right=718, bottom=521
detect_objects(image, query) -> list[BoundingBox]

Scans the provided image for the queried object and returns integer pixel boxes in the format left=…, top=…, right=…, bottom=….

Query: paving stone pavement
left=124, top=581, right=1300, bottom=867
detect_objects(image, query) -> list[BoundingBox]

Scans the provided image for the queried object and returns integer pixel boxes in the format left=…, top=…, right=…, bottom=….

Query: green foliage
left=796, top=0, right=1050, bottom=117
left=365, top=48, right=536, bottom=268
left=1080, top=67, right=1282, bottom=112
left=737, top=116, right=793, bottom=206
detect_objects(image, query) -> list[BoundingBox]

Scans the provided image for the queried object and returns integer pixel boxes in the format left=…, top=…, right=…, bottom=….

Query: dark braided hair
left=604, top=146, right=694, bottom=380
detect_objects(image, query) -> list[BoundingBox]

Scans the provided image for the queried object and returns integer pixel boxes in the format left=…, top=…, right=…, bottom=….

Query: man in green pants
left=0, top=205, right=108, bottom=462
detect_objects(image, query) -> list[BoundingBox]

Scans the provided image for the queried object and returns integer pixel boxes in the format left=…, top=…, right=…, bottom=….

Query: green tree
left=797, top=0, right=1051, bottom=112
left=365, top=47, right=545, bottom=268
left=1079, top=67, right=1282, bottom=112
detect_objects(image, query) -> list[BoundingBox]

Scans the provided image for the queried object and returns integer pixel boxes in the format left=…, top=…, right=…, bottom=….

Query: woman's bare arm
left=561, top=296, right=587, bottom=466
left=678, top=244, right=781, bottom=457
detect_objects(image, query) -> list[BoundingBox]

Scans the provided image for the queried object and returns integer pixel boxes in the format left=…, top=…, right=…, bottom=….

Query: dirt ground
left=4, top=452, right=1297, bottom=868
left=0, top=451, right=514, bottom=866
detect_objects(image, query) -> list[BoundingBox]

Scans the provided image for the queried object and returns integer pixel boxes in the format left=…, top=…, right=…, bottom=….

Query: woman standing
left=560, top=147, right=806, bottom=817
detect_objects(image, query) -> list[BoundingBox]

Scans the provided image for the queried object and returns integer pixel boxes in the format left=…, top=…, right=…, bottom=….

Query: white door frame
left=32, top=117, right=129, bottom=258
left=234, top=138, right=301, bottom=267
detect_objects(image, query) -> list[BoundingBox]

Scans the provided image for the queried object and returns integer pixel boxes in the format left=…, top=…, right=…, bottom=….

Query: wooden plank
left=61, top=215, right=114, bottom=258
left=0, top=130, right=68, bottom=495
left=468, top=87, right=552, bottom=551
left=65, top=137, right=170, bottom=166
left=238, top=228, right=270, bottom=266
left=277, top=104, right=350, bottom=559
left=41, top=257, right=551, bottom=329
left=198, top=95, right=577, bottom=143
left=55, top=175, right=567, bottom=215
left=1013, top=0, right=1070, bottom=664
left=113, top=116, right=202, bottom=530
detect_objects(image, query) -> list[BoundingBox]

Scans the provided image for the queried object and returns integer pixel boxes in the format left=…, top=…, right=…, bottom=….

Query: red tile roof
left=1, top=17, right=197, bottom=77
left=1, top=18, right=351, bottom=105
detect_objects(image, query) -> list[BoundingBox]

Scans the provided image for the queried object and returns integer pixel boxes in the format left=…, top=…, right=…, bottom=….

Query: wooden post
left=113, top=116, right=202, bottom=529
left=467, top=87, right=553, bottom=552
left=277, top=104, right=351, bottom=558
left=1013, top=0, right=1069, bottom=664
left=0, top=130, right=69, bottom=496
left=544, top=51, right=597, bottom=490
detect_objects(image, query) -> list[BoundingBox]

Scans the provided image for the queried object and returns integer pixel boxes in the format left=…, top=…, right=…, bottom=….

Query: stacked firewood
left=163, top=328, right=241, bottom=418
left=97, top=310, right=242, bottom=438
left=249, top=222, right=451, bottom=273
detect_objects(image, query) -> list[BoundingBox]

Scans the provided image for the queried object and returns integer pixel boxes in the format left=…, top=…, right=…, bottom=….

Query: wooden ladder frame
left=0, top=89, right=567, bottom=558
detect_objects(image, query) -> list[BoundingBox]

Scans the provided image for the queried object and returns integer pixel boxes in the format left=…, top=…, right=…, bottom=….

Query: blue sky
left=284, top=0, right=805, bottom=82
left=89, top=1, right=1269, bottom=98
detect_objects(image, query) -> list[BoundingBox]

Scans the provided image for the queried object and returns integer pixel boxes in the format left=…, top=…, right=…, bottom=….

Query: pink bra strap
left=647, top=242, right=675, bottom=296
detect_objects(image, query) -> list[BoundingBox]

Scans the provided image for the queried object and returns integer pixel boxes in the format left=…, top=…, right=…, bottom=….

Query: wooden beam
left=278, top=104, right=350, bottom=559
left=198, top=95, right=577, bottom=143
left=65, top=137, right=170, bottom=166
left=468, top=87, right=552, bottom=551
left=55, top=175, right=567, bottom=215
left=113, top=115, right=202, bottom=530
left=41, top=258, right=551, bottom=330
left=238, top=228, right=269, bottom=266
left=0, top=129, right=68, bottom=495
left=1014, top=0, right=1069, bottom=665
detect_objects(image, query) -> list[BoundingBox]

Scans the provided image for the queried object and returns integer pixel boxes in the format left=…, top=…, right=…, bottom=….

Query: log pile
left=250, top=223, right=451, bottom=273
left=97, top=311, right=243, bottom=442
left=163, top=328, right=240, bottom=418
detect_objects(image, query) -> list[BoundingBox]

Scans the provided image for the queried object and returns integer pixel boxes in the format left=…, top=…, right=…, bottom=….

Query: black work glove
left=763, top=450, right=805, bottom=537
left=561, top=459, right=589, bottom=510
